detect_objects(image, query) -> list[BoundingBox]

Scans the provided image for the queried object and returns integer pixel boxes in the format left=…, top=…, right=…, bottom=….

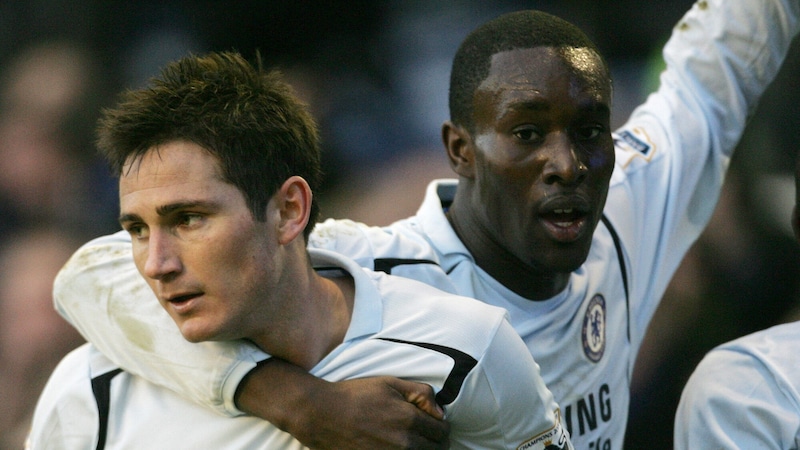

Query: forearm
left=234, top=359, right=320, bottom=431
left=661, top=0, right=800, bottom=154
left=236, top=359, right=448, bottom=449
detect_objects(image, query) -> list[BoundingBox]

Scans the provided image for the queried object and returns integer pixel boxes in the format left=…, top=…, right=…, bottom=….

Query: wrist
left=234, top=358, right=322, bottom=435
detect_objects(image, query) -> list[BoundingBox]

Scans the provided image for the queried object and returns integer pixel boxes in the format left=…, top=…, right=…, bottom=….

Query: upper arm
left=447, top=319, right=572, bottom=449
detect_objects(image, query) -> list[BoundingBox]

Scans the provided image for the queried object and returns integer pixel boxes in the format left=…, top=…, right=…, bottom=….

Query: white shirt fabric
left=48, top=1, right=800, bottom=449
left=29, top=249, right=570, bottom=450
left=674, top=321, right=800, bottom=449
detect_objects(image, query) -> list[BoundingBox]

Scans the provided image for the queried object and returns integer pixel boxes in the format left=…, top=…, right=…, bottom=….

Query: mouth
left=538, top=201, right=591, bottom=243
left=163, top=292, right=203, bottom=313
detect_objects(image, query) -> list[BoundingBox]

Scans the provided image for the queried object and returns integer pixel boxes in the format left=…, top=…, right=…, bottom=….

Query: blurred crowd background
left=1, top=1, right=799, bottom=449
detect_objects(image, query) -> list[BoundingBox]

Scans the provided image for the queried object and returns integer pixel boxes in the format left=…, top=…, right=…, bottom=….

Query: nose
left=142, top=230, right=182, bottom=281
left=542, top=133, right=587, bottom=186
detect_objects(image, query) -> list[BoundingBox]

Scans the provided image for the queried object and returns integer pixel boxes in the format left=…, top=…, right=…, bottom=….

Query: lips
left=162, top=292, right=203, bottom=314
left=169, top=293, right=199, bottom=303
left=538, top=197, right=591, bottom=243
left=542, top=207, right=583, bottom=224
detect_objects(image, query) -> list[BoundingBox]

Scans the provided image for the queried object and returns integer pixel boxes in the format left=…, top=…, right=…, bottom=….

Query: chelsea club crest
left=582, top=294, right=606, bottom=362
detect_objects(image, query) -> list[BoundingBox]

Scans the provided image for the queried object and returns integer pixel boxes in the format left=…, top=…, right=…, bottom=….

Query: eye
left=179, top=213, right=203, bottom=227
left=512, top=126, right=543, bottom=142
left=124, top=223, right=149, bottom=239
left=575, top=125, right=605, bottom=141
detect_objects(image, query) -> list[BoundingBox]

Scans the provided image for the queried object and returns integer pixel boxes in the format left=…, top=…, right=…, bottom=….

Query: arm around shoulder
left=237, top=359, right=450, bottom=449
left=55, top=232, right=450, bottom=447
left=53, top=231, right=268, bottom=416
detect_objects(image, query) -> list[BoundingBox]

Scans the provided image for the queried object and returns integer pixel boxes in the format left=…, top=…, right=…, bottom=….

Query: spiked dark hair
left=97, top=51, right=322, bottom=240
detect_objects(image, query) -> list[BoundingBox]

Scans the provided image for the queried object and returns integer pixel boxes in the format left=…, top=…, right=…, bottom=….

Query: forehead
left=479, top=46, right=611, bottom=102
left=118, top=141, right=225, bottom=199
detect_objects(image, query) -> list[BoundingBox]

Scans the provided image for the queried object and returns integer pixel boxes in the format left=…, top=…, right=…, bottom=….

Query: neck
left=250, top=259, right=355, bottom=371
left=446, top=198, right=569, bottom=300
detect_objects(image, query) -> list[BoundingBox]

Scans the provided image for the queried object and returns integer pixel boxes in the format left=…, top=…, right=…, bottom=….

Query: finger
left=411, top=412, right=451, bottom=447
left=388, top=378, right=444, bottom=419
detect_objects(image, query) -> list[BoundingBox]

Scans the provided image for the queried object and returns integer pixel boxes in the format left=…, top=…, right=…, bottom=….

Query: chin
left=177, top=321, right=217, bottom=343
left=546, top=245, right=592, bottom=273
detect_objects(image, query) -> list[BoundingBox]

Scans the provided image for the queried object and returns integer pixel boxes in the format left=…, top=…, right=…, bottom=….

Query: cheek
left=131, top=245, right=145, bottom=275
left=206, top=237, right=251, bottom=274
left=211, top=226, right=273, bottom=281
left=587, top=142, right=615, bottom=172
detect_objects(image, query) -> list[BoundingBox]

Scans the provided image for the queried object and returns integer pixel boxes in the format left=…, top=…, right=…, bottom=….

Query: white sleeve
left=311, top=218, right=459, bottom=294
left=446, top=318, right=573, bottom=450
left=674, top=347, right=800, bottom=449
left=610, top=0, right=800, bottom=345
left=53, top=231, right=268, bottom=417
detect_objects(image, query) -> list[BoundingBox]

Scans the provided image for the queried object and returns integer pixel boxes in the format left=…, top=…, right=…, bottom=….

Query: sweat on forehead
left=448, top=9, right=608, bottom=130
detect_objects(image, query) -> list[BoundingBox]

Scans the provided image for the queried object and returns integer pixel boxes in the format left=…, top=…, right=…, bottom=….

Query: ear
left=275, top=176, right=312, bottom=245
left=442, top=120, right=475, bottom=179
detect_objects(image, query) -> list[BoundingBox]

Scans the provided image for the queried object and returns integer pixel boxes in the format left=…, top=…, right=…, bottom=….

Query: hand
left=236, top=360, right=450, bottom=449
left=300, top=376, right=450, bottom=450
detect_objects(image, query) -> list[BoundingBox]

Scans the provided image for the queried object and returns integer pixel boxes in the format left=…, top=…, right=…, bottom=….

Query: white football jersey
left=29, top=249, right=569, bottom=450
left=674, top=321, right=800, bottom=449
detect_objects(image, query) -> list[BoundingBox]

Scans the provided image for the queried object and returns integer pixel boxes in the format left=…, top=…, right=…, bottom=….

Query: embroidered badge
left=582, top=294, right=606, bottom=362
left=516, top=409, right=570, bottom=450
left=615, top=129, right=651, bottom=155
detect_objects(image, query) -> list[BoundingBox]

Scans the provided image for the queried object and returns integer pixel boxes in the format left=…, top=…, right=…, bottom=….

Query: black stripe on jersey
left=373, top=258, right=439, bottom=275
left=314, top=266, right=349, bottom=278
left=437, top=183, right=457, bottom=211
left=91, top=368, right=123, bottom=450
left=600, top=214, right=630, bottom=342
left=377, top=338, right=477, bottom=406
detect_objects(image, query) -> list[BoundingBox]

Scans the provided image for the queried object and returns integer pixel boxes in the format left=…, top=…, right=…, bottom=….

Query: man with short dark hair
left=26, top=51, right=569, bottom=450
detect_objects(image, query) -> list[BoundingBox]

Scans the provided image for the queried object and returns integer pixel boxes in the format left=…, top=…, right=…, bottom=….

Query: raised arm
left=611, top=0, right=800, bottom=347
left=54, top=232, right=449, bottom=448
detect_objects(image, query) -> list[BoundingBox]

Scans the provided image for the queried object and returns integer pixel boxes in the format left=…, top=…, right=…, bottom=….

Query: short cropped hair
left=97, top=51, right=322, bottom=239
left=449, top=10, right=610, bottom=131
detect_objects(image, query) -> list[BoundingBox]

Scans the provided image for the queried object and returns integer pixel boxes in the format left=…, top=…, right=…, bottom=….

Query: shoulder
left=687, top=322, right=800, bottom=393
left=376, top=270, right=506, bottom=321
left=373, top=271, right=509, bottom=352
left=28, top=344, right=101, bottom=448
left=676, top=322, right=800, bottom=448
left=716, top=322, right=800, bottom=382
left=311, top=218, right=436, bottom=260
left=681, top=321, right=800, bottom=414
left=41, top=343, right=95, bottom=392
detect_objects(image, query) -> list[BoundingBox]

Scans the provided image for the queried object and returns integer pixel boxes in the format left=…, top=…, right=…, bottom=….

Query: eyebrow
left=118, top=212, right=142, bottom=226
left=498, top=99, right=610, bottom=124
left=118, top=200, right=218, bottom=225
left=508, top=99, right=549, bottom=112
left=510, top=98, right=610, bottom=113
